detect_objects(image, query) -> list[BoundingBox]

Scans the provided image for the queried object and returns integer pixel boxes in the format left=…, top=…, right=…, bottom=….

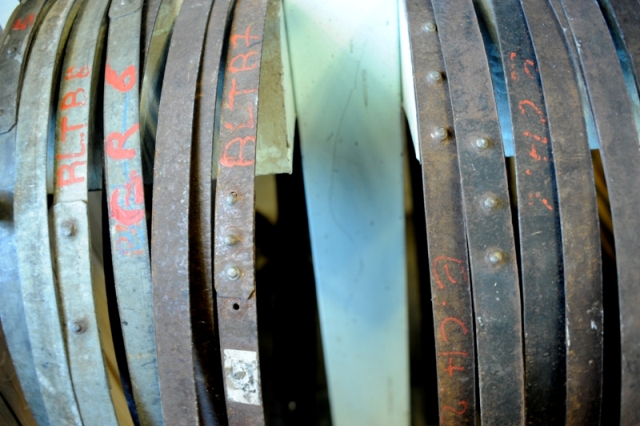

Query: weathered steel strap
left=0, top=1, right=51, bottom=424
left=405, top=1, right=476, bottom=424
left=141, top=0, right=162, bottom=75
left=214, top=0, right=269, bottom=423
left=430, top=0, right=525, bottom=424
left=479, top=1, right=565, bottom=424
left=191, top=0, right=235, bottom=422
left=559, top=1, right=640, bottom=423
left=104, top=0, right=164, bottom=424
left=151, top=0, right=215, bottom=423
left=139, top=0, right=184, bottom=184
left=52, top=0, right=120, bottom=424
left=519, top=1, right=603, bottom=424
left=13, top=0, right=84, bottom=424
left=0, top=324, right=37, bottom=425
left=599, top=0, right=640, bottom=92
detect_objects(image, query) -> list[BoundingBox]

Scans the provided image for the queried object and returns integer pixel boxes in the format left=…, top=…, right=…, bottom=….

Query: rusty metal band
left=479, top=1, right=565, bottom=423
left=405, top=1, right=476, bottom=424
left=558, top=1, right=640, bottom=423
left=13, top=0, right=85, bottom=424
left=52, top=0, right=120, bottom=424
left=214, top=0, right=269, bottom=423
left=191, top=0, right=235, bottom=422
left=151, top=0, right=215, bottom=423
left=519, top=1, right=603, bottom=424
left=430, top=0, right=525, bottom=424
left=104, top=0, right=164, bottom=424
left=141, top=0, right=162, bottom=74
left=599, top=0, right=640, bottom=92
left=0, top=1, right=51, bottom=424
left=139, top=0, right=183, bottom=184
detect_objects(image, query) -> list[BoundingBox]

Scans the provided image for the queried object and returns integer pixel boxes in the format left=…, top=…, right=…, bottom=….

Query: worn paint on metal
left=13, top=0, right=84, bottom=423
left=214, top=0, right=269, bottom=423
left=404, top=0, right=476, bottom=424
left=151, top=0, right=215, bottom=423
left=430, top=0, right=525, bottom=424
left=0, top=1, right=51, bottom=424
left=104, top=0, right=164, bottom=424
left=53, top=0, right=121, bottom=424
left=558, top=0, right=640, bottom=423
left=520, top=0, right=603, bottom=424
left=478, top=1, right=565, bottom=423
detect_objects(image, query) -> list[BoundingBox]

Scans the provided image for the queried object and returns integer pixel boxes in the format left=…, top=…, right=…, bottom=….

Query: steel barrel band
left=2, top=0, right=640, bottom=425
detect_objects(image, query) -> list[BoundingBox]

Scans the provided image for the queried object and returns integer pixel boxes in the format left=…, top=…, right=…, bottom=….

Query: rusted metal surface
left=191, top=0, right=235, bottom=422
left=139, top=0, right=183, bottom=184
left=519, top=0, right=603, bottom=424
left=151, top=0, right=215, bottom=423
left=558, top=1, right=640, bottom=423
left=13, top=0, right=84, bottom=423
left=0, top=1, right=51, bottom=424
left=599, top=0, right=640, bottom=93
left=52, top=0, right=119, bottom=423
left=405, top=0, right=476, bottom=424
left=478, top=1, right=565, bottom=424
left=214, top=0, right=269, bottom=423
left=430, top=0, right=525, bottom=424
left=104, top=0, right=164, bottom=424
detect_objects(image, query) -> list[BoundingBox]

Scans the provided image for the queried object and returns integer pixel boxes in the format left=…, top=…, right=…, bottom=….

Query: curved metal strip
left=519, top=1, right=603, bottom=424
left=558, top=1, right=640, bottom=423
left=214, top=0, right=269, bottom=423
left=151, top=0, right=215, bottom=423
left=430, top=0, right=525, bottom=424
left=104, top=0, right=164, bottom=424
left=0, top=1, right=51, bottom=424
left=141, top=0, right=162, bottom=74
left=404, top=1, right=476, bottom=424
left=52, top=0, right=120, bottom=424
left=13, top=0, right=84, bottom=423
left=479, top=1, right=565, bottom=423
left=139, top=0, right=183, bottom=184
left=191, top=0, right=235, bottom=422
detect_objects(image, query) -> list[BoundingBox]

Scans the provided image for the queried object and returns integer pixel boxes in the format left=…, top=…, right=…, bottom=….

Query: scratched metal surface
left=430, top=0, right=525, bottom=424
left=13, top=0, right=85, bottom=423
left=0, top=1, right=51, bottom=424
left=598, top=0, right=640, bottom=93
left=104, top=0, right=164, bottom=424
left=139, top=0, right=183, bottom=184
left=404, top=0, right=476, bottom=424
left=519, top=1, right=603, bottom=425
left=559, top=1, right=640, bottom=423
left=214, top=0, right=269, bottom=423
left=191, top=0, right=235, bottom=422
left=52, top=0, right=120, bottom=424
left=151, top=0, right=215, bottom=423
left=141, top=0, right=162, bottom=75
left=478, top=1, right=565, bottom=424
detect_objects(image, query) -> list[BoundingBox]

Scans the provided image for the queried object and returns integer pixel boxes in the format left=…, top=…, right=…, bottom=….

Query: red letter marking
left=57, top=161, right=86, bottom=187
left=56, top=133, right=86, bottom=160
left=60, top=117, right=85, bottom=142
left=440, top=317, right=468, bottom=343
left=105, top=64, right=136, bottom=92
left=220, top=136, right=255, bottom=167
left=229, top=51, right=259, bottom=73
left=523, top=131, right=547, bottom=145
left=61, top=88, right=86, bottom=110
left=65, top=66, right=90, bottom=81
left=433, top=256, right=468, bottom=290
left=109, top=171, right=145, bottom=226
left=105, top=123, right=139, bottom=160
left=12, top=14, right=34, bottom=30
left=437, top=352, right=469, bottom=377
left=227, top=78, right=257, bottom=110
left=518, top=99, right=546, bottom=124
left=440, top=401, right=468, bottom=424
left=524, top=59, right=538, bottom=79
left=231, top=25, right=260, bottom=48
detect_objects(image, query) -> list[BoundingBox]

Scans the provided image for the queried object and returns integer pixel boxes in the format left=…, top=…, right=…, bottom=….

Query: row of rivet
left=425, top=20, right=505, bottom=267
left=224, top=191, right=241, bottom=281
